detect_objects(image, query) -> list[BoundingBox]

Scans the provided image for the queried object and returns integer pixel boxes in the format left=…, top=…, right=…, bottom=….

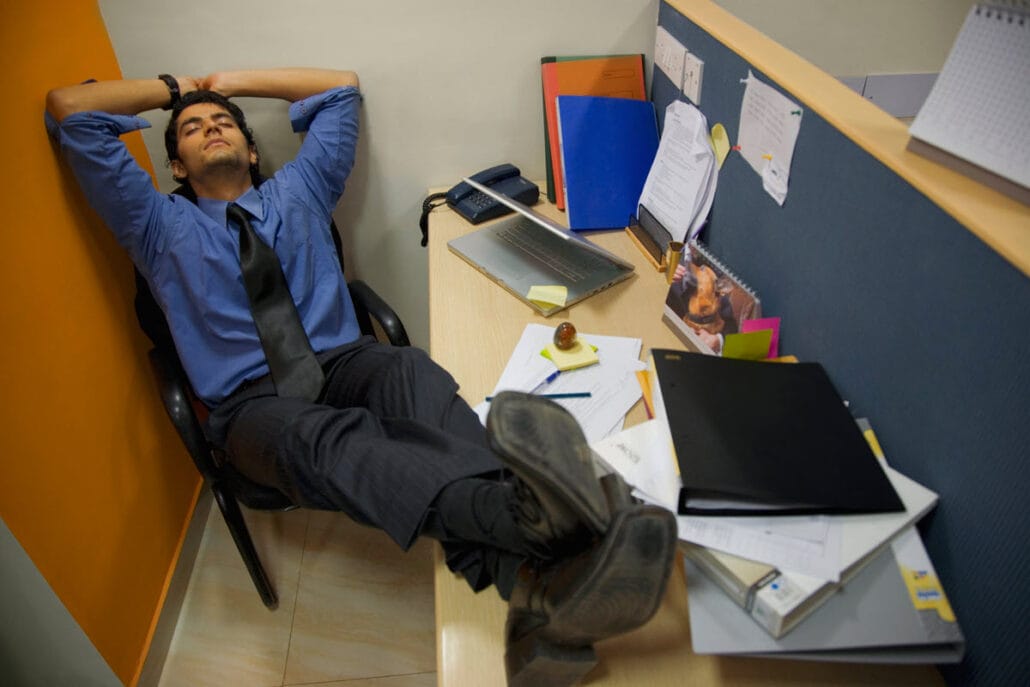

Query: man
left=46, top=68, right=675, bottom=684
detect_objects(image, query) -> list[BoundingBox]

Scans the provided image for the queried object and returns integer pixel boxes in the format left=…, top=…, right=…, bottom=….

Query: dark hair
left=164, top=90, right=261, bottom=186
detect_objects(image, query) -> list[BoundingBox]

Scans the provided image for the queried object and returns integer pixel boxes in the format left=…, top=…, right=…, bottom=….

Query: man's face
left=169, top=103, right=256, bottom=182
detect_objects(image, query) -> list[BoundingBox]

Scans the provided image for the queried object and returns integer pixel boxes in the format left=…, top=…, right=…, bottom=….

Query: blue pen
left=530, top=370, right=561, bottom=394
left=486, top=391, right=591, bottom=401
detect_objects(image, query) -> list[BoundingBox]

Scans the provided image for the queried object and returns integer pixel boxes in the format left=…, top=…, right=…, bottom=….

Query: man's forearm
left=45, top=68, right=357, bottom=122
left=46, top=76, right=199, bottom=122
left=203, top=68, right=359, bottom=102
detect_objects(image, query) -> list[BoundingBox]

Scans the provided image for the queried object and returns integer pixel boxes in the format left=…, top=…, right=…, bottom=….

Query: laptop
left=447, top=177, right=635, bottom=316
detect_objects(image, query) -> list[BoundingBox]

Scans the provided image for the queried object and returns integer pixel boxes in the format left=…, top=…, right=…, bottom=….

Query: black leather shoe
left=486, top=391, right=610, bottom=559
left=503, top=502, right=678, bottom=687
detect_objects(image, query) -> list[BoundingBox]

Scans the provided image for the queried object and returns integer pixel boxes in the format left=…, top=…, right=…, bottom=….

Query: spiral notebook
left=907, top=2, right=1030, bottom=204
left=662, top=240, right=760, bottom=355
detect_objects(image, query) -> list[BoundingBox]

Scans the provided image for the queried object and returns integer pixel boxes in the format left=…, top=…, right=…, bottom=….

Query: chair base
left=212, top=484, right=279, bottom=610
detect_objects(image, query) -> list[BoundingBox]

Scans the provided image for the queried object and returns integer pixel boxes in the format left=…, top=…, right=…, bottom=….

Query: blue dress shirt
left=51, top=87, right=363, bottom=405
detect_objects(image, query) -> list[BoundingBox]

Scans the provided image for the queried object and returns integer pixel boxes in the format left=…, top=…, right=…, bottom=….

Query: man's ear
left=170, top=159, right=187, bottom=180
left=249, top=146, right=258, bottom=166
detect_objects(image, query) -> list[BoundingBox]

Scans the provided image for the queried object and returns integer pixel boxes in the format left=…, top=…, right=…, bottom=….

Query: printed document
left=637, top=100, right=718, bottom=242
left=478, top=324, right=645, bottom=441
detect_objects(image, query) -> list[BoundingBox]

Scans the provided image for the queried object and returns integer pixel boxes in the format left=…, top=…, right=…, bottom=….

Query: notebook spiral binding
left=977, top=1, right=1029, bottom=18
left=686, top=239, right=759, bottom=303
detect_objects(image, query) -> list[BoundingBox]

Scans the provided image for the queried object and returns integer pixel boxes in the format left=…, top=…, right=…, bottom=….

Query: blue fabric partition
left=656, top=3, right=1030, bottom=684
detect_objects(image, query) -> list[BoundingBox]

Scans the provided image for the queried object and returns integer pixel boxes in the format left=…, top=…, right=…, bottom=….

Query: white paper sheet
left=476, top=324, right=645, bottom=442
left=591, top=419, right=680, bottom=510
left=677, top=514, right=844, bottom=582
left=637, top=100, right=718, bottom=242
left=737, top=70, right=803, bottom=206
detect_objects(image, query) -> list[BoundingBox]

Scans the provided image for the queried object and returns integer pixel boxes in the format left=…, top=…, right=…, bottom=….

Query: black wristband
left=158, top=74, right=180, bottom=111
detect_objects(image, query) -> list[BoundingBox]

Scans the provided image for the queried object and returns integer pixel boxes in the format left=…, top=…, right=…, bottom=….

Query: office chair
left=135, top=195, right=409, bottom=610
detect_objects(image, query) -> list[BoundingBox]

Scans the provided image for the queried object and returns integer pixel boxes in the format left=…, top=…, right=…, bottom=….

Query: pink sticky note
left=741, top=317, right=781, bottom=358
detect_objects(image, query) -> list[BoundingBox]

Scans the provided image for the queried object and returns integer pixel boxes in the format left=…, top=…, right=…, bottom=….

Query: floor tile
left=157, top=505, right=309, bottom=687
left=282, top=511, right=436, bottom=684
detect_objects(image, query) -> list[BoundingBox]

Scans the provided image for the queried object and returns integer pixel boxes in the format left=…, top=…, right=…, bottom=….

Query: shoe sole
left=487, top=391, right=610, bottom=535
left=504, top=504, right=677, bottom=685
left=543, top=504, right=677, bottom=645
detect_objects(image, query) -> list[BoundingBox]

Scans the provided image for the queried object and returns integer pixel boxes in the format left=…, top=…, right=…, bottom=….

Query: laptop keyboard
left=496, top=220, right=610, bottom=282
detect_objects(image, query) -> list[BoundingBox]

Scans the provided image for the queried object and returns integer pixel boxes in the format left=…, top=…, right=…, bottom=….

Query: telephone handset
left=445, top=164, right=539, bottom=224
left=418, top=164, right=539, bottom=246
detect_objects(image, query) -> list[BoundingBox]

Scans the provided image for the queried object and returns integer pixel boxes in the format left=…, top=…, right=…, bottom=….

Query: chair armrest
left=147, top=347, right=219, bottom=479
left=349, top=279, right=411, bottom=347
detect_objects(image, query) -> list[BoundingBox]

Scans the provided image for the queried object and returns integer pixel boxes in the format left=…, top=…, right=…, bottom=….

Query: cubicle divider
left=656, top=2, right=1029, bottom=684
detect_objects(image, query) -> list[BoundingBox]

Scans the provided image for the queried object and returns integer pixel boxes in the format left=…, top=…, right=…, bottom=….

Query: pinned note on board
left=737, top=71, right=803, bottom=206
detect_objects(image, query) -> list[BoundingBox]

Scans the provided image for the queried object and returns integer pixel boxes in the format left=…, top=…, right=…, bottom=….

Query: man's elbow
left=45, top=87, right=78, bottom=122
left=341, top=71, right=359, bottom=90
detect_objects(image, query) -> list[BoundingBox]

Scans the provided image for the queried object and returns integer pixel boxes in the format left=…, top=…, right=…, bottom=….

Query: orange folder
left=541, top=55, right=646, bottom=210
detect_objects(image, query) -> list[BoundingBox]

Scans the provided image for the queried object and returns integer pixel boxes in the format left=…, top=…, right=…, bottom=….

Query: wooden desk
left=427, top=199, right=942, bottom=686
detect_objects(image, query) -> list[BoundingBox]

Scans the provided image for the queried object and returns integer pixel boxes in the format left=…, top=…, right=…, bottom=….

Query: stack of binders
left=648, top=349, right=965, bottom=661
left=540, top=55, right=659, bottom=230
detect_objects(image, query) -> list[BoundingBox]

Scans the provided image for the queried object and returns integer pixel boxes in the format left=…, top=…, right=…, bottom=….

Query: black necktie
left=227, top=203, right=325, bottom=400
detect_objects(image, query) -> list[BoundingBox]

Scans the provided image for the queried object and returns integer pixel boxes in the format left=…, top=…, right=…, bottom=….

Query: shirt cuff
left=290, top=85, right=360, bottom=133
left=55, top=110, right=152, bottom=136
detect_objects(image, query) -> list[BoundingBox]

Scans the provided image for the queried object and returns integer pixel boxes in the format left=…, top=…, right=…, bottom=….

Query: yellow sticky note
left=527, top=285, right=567, bottom=308
left=542, top=338, right=599, bottom=371
left=710, top=123, right=730, bottom=168
left=722, top=329, right=773, bottom=360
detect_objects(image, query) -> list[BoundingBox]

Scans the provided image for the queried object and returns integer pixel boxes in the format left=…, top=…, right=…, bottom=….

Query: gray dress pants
left=205, top=335, right=519, bottom=594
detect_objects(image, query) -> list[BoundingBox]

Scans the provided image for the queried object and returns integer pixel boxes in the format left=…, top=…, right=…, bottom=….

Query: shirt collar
left=196, top=186, right=265, bottom=227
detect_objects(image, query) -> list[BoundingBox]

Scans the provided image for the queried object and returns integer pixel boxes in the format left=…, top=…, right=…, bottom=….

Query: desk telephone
left=446, top=164, right=539, bottom=223
left=419, top=164, right=539, bottom=246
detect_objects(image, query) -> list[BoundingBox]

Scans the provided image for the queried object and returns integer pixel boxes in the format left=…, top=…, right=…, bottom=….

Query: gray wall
left=97, top=0, right=970, bottom=349
left=0, top=519, right=119, bottom=687
left=714, top=0, right=975, bottom=77
left=97, top=0, right=662, bottom=349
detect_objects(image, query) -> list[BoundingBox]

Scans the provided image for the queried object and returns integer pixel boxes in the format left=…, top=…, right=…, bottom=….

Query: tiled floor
left=157, top=504, right=437, bottom=687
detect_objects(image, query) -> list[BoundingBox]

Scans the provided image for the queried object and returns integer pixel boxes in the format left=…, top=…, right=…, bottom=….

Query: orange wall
left=0, top=2, right=201, bottom=684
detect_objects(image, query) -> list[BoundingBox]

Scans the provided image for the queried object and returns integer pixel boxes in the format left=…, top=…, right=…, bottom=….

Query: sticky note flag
left=741, top=317, right=781, bottom=357
left=710, top=123, right=730, bottom=168
left=722, top=329, right=773, bottom=360
left=542, top=338, right=599, bottom=371
left=527, top=285, right=567, bottom=309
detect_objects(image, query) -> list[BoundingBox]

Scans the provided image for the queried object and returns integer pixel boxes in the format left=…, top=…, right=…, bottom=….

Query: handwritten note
left=737, top=71, right=803, bottom=206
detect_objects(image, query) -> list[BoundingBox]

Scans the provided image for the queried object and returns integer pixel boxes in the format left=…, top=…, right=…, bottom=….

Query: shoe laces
left=511, top=479, right=543, bottom=528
